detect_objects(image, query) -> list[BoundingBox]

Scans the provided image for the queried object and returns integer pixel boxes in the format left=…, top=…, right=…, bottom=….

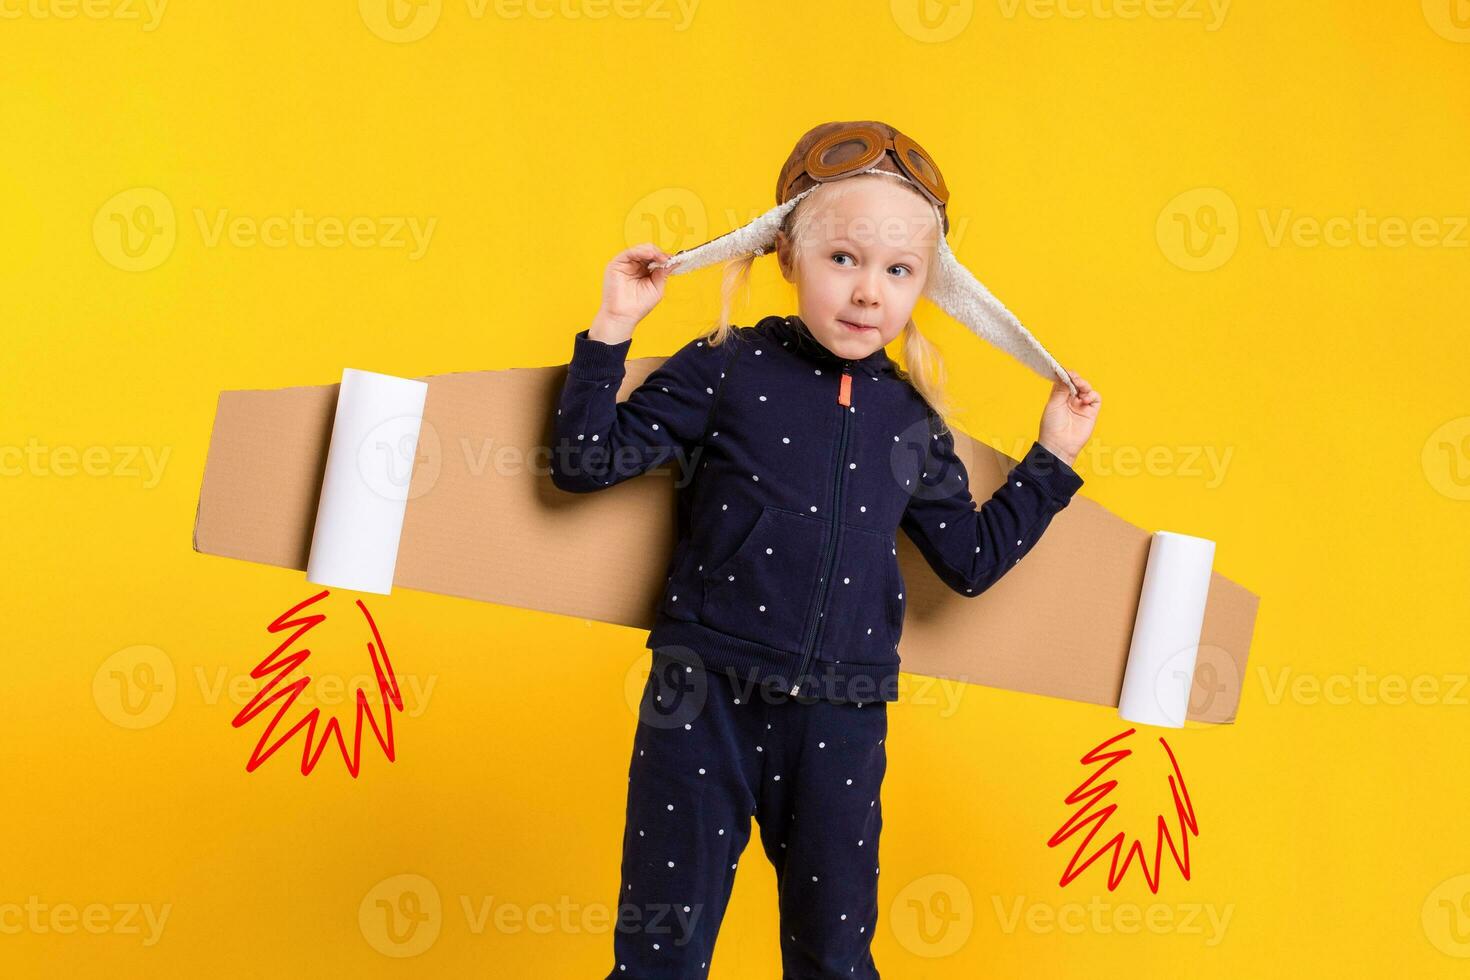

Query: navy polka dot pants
left=606, top=647, right=887, bottom=979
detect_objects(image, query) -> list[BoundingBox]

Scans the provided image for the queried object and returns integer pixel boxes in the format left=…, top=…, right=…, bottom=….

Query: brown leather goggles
left=777, top=123, right=950, bottom=215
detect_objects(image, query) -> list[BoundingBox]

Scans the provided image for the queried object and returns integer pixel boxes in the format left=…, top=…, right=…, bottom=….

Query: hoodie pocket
left=700, top=505, right=827, bottom=655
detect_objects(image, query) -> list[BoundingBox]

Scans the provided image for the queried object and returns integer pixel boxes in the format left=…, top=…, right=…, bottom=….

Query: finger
left=630, top=243, right=671, bottom=266
left=612, top=250, right=649, bottom=272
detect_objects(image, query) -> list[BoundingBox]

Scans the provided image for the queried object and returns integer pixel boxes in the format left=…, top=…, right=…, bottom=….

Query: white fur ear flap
left=648, top=189, right=815, bottom=276
left=926, top=233, right=1077, bottom=397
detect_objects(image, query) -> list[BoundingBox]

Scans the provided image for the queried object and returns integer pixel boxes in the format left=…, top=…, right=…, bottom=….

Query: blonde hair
left=694, top=175, right=957, bottom=432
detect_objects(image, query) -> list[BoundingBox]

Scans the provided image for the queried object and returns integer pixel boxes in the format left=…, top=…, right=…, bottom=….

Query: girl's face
left=775, top=177, right=937, bottom=361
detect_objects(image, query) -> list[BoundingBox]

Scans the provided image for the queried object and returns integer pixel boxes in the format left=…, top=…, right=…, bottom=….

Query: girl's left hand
left=1037, top=371, right=1101, bottom=469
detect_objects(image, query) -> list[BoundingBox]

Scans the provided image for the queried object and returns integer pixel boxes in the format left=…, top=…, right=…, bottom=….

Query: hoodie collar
left=765, top=315, right=896, bottom=378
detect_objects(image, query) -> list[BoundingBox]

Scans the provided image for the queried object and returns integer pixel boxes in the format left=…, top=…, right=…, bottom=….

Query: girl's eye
left=832, top=252, right=912, bottom=277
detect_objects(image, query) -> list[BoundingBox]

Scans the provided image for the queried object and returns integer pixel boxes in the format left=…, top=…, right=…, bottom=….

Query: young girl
left=552, top=120, right=1101, bottom=979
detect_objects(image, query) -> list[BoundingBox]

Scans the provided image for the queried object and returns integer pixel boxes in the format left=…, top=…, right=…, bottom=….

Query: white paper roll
left=1117, top=530, right=1217, bottom=728
left=305, top=368, right=429, bottom=595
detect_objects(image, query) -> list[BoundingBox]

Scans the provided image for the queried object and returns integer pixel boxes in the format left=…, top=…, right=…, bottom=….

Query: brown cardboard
left=193, top=357, right=1258, bottom=724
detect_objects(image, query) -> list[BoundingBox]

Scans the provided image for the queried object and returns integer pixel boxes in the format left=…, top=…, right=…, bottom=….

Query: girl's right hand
left=590, top=243, right=674, bottom=344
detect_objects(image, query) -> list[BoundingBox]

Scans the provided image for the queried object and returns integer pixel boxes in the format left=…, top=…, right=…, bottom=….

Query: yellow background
left=3, top=0, right=1468, bottom=975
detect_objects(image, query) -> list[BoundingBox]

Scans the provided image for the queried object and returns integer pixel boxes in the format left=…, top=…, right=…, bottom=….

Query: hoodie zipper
left=790, top=364, right=853, bottom=696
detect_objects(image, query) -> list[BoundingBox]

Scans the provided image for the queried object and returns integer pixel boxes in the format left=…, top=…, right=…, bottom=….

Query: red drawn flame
left=1047, top=728, right=1198, bottom=892
left=231, top=589, right=403, bottom=777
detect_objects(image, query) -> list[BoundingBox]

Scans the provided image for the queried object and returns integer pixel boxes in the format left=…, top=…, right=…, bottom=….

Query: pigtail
left=899, top=318, right=955, bottom=434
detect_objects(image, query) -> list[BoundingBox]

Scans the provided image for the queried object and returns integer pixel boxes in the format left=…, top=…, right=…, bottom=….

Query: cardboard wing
left=192, top=356, right=1258, bottom=724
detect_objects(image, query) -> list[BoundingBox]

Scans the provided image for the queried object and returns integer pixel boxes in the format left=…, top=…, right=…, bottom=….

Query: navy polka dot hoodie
left=551, top=314, right=1084, bottom=704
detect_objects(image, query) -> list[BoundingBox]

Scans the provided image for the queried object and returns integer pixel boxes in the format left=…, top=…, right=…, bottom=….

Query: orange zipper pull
left=837, top=369, right=852, bottom=407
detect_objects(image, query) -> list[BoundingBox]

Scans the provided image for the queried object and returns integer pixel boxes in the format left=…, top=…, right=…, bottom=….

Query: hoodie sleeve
left=899, top=417, right=1084, bottom=597
left=549, top=328, right=733, bottom=493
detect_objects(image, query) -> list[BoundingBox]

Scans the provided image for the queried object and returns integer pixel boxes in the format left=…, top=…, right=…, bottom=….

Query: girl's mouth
left=838, top=319, right=875, bottom=333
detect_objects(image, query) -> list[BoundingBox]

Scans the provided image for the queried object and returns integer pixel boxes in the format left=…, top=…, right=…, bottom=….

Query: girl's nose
left=853, top=273, right=883, bottom=306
